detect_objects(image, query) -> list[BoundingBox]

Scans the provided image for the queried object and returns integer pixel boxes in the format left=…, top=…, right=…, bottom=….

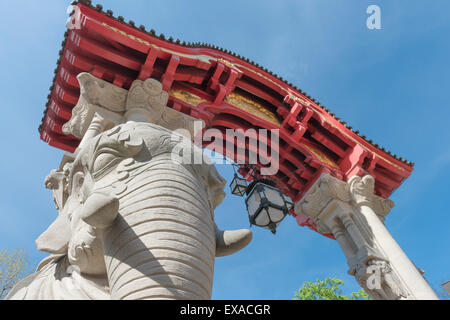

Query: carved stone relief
left=7, top=75, right=251, bottom=300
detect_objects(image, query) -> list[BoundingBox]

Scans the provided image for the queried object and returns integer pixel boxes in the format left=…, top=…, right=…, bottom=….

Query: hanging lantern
left=245, top=179, right=290, bottom=234
left=229, top=173, right=248, bottom=197
left=283, top=193, right=294, bottom=211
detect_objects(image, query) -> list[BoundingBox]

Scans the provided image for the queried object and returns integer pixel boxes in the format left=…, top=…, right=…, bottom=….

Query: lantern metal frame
left=228, top=164, right=293, bottom=234
left=244, top=178, right=291, bottom=234
left=283, top=193, right=294, bottom=211
left=229, top=173, right=248, bottom=197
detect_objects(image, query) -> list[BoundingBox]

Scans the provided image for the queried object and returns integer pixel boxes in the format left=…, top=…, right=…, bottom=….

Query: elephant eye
left=72, top=172, right=84, bottom=189
left=71, top=171, right=85, bottom=201
left=92, top=152, right=121, bottom=179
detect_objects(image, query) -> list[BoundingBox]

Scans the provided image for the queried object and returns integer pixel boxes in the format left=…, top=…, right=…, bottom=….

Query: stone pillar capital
left=62, top=73, right=127, bottom=139
left=294, top=173, right=349, bottom=220
left=124, top=78, right=168, bottom=123
left=294, top=173, right=393, bottom=223
left=348, top=175, right=394, bottom=220
left=62, top=73, right=204, bottom=147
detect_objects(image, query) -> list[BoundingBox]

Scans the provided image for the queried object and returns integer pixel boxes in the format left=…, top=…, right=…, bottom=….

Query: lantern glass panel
left=245, top=179, right=291, bottom=233
left=264, top=186, right=285, bottom=207
left=283, top=194, right=294, bottom=210
left=237, top=185, right=247, bottom=196
left=268, top=207, right=285, bottom=223
left=246, top=189, right=261, bottom=219
left=255, top=210, right=270, bottom=226
left=230, top=175, right=248, bottom=196
left=230, top=179, right=238, bottom=194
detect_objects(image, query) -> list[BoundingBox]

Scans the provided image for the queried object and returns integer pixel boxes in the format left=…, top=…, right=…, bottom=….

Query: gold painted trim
left=224, top=92, right=281, bottom=126
left=302, top=144, right=340, bottom=169
left=169, top=89, right=206, bottom=107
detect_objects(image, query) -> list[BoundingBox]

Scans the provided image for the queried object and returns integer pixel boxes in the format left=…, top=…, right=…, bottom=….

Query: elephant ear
left=207, top=165, right=227, bottom=210
left=193, top=163, right=226, bottom=210
left=35, top=213, right=71, bottom=254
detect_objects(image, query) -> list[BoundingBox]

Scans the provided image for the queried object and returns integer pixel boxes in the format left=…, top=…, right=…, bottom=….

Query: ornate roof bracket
left=208, top=60, right=242, bottom=105
left=138, top=47, right=160, bottom=81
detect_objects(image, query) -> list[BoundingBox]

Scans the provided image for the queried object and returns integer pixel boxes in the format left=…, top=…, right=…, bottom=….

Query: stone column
left=348, top=175, right=438, bottom=299
left=295, top=173, right=438, bottom=300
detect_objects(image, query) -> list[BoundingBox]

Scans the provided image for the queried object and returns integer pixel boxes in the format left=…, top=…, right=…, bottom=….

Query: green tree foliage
left=293, top=277, right=370, bottom=300
left=0, top=249, right=31, bottom=299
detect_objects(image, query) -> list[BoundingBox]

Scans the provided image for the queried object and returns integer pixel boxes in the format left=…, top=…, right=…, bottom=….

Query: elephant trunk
left=102, top=157, right=216, bottom=300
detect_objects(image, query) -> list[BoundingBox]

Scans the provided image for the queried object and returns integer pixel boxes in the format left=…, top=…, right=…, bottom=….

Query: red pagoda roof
left=39, top=1, right=413, bottom=235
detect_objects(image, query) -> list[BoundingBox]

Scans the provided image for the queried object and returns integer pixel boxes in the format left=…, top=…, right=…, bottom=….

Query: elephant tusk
left=215, top=226, right=253, bottom=257
left=36, top=213, right=71, bottom=254
left=79, top=191, right=119, bottom=229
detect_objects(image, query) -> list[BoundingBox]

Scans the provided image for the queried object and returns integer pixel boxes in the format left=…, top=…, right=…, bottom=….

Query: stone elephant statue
left=7, top=122, right=252, bottom=300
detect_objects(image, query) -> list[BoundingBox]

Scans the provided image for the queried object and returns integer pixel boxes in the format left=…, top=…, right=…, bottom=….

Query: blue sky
left=0, top=0, right=449, bottom=299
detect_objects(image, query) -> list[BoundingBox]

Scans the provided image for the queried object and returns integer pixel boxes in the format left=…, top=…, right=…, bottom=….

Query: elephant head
left=34, top=121, right=252, bottom=300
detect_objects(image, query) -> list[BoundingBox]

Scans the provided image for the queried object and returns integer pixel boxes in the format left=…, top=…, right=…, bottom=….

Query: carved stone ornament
left=354, top=258, right=408, bottom=300
left=7, top=75, right=251, bottom=300
left=294, top=173, right=438, bottom=300
left=62, top=73, right=128, bottom=139
left=63, top=73, right=203, bottom=141
left=7, top=122, right=253, bottom=300
left=295, top=173, right=393, bottom=222
left=125, top=78, right=168, bottom=122
left=348, top=175, right=394, bottom=219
